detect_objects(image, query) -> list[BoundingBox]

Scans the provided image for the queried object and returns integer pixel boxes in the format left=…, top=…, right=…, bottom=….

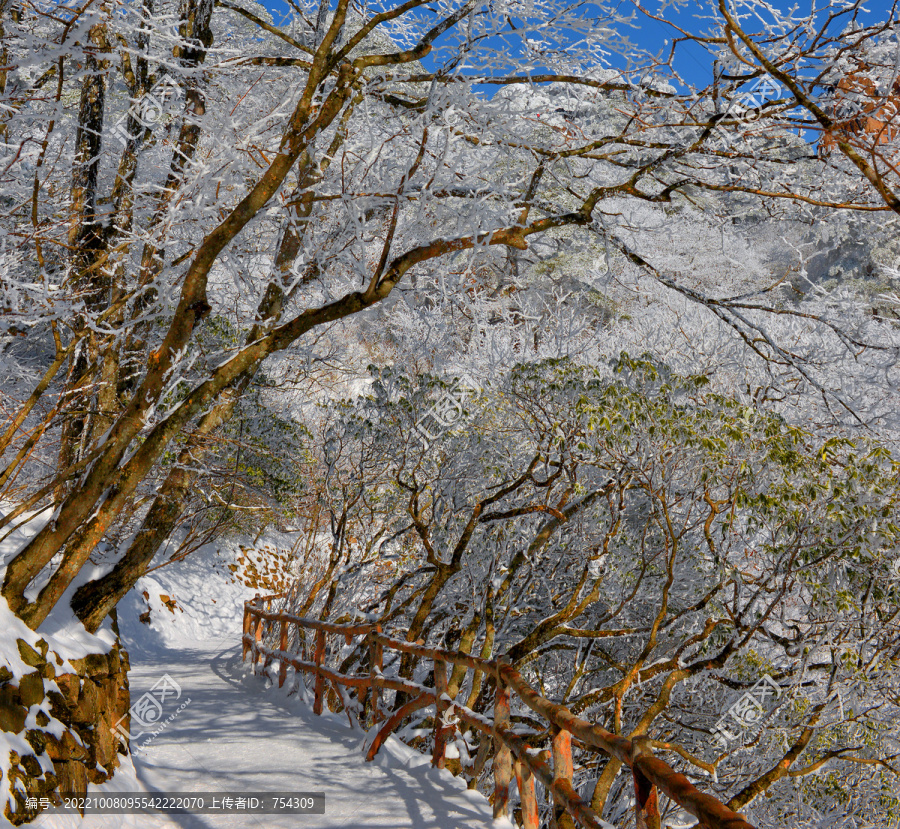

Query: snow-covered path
left=16, top=541, right=501, bottom=829
left=120, top=644, right=498, bottom=829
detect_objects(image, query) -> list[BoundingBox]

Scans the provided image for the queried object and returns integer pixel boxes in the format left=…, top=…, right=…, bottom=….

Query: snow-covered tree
left=0, top=0, right=897, bottom=658
left=295, top=355, right=900, bottom=827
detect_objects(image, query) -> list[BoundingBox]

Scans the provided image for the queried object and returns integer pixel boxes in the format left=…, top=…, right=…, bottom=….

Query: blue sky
left=257, top=0, right=898, bottom=94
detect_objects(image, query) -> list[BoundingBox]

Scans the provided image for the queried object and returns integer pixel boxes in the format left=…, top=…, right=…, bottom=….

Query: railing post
left=631, top=736, right=661, bottom=829
left=313, top=628, right=326, bottom=715
left=432, top=658, right=450, bottom=769
left=470, top=733, right=493, bottom=787
left=263, top=619, right=272, bottom=670
left=514, top=757, right=539, bottom=829
left=241, top=604, right=251, bottom=661
left=278, top=620, right=289, bottom=688
left=252, top=612, right=263, bottom=672
left=368, top=625, right=383, bottom=722
left=492, top=658, right=513, bottom=820
left=551, top=726, right=576, bottom=829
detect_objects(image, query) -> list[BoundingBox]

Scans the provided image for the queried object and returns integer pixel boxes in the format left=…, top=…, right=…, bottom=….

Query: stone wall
left=1, top=634, right=130, bottom=825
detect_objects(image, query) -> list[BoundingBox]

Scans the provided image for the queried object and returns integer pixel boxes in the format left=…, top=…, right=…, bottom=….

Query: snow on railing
left=242, top=592, right=756, bottom=829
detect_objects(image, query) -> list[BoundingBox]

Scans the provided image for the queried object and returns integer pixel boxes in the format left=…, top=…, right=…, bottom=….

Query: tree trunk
left=57, top=14, right=110, bottom=494
left=70, top=384, right=243, bottom=631
left=70, top=160, right=317, bottom=631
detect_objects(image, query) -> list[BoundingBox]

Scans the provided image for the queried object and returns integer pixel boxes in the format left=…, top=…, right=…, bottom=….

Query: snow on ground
left=35, top=644, right=503, bottom=829
left=2, top=526, right=502, bottom=829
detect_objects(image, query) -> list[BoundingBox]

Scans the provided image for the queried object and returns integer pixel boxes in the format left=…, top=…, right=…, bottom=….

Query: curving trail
left=121, top=645, right=500, bottom=829
left=26, top=542, right=502, bottom=829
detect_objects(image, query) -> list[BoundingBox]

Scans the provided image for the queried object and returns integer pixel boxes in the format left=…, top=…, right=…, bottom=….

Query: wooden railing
left=242, top=592, right=756, bottom=829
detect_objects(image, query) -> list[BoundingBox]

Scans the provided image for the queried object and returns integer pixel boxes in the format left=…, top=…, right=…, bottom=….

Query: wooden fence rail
left=242, top=593, right=756, bottom=829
